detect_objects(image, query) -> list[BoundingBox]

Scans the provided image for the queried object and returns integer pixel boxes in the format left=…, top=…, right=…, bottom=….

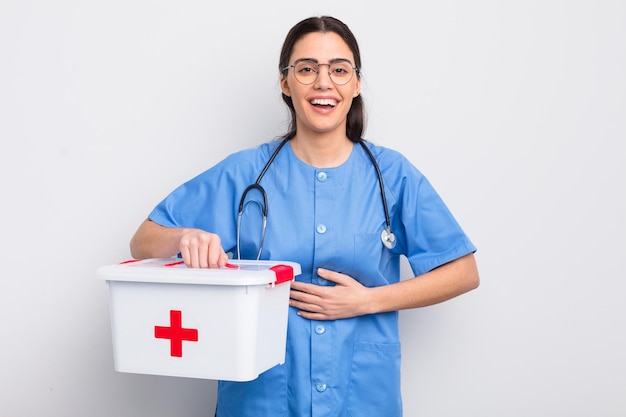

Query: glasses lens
left=293, top=61, right=318, bottom=85
left=329, top=61, right=354, bottom=85
left=292, top=60, right=355, bottom=85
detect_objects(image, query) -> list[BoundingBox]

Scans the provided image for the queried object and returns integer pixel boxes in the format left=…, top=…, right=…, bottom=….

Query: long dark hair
left=279, top=16, right=365, bottom=143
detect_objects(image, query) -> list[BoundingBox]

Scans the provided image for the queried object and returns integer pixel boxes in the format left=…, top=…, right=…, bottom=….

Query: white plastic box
left=98, top=258, right=301, bottom=382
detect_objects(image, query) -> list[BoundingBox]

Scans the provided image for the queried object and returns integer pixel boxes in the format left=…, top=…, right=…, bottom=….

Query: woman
left=130, top=15, right=479, bottom=417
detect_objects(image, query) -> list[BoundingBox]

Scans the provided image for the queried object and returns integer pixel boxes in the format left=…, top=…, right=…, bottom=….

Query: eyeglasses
left=283, top=59, right=359, bottom=85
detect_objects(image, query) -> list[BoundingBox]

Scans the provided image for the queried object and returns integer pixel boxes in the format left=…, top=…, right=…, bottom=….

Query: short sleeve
left=401, top=174, right=476, bottom=276
left=370, top=145, right=476, bottom=277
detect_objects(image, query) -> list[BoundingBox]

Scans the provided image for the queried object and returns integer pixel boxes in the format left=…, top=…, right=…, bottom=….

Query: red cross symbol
left=154, top=310, right=198, bottom=357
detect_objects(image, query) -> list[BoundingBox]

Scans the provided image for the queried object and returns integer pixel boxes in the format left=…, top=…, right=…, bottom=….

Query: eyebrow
left=293, top=57, right=354, bottom=65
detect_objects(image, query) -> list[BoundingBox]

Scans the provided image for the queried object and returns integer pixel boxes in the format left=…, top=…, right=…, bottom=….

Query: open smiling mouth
left=310, top=98, right=337, bottom=108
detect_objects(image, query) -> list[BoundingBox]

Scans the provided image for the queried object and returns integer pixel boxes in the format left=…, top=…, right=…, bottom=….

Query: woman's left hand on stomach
left=289, top=268, right=373, bottom=320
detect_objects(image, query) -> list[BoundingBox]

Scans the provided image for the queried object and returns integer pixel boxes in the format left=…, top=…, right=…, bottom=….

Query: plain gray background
left=1, top=1, right=624, bottom=416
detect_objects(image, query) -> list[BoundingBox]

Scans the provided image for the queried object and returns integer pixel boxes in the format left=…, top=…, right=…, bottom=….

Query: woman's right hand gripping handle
left=129, top=219, right=228, bottom=268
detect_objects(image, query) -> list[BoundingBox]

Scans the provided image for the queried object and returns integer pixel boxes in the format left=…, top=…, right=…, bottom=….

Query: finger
left=290, top=280, right=324, bottom=296
left=198, top=240, right=210, bottom=268
left=289, top=297, right=322, bottom=315
left=190, top=244, right=200, bottom=268
left=317, top=268, right=349, bottom=285
left=206, top=235, right=226, bottom=268
left=289, top=288, right=316, bottom=303
left=207, top=245, right=222, bottom=268
left=295, top=309, right=332, bottom=321
left=218, top=251, right=229, bottom=268
left=180, top=237, right=199, bottom=268
left=180, top=246, right=192, bottom=268
left=290, top=287, right=327, bottom=307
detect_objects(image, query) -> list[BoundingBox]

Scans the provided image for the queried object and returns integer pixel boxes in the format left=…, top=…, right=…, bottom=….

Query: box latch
left=269, top=265, right=294, bottom=286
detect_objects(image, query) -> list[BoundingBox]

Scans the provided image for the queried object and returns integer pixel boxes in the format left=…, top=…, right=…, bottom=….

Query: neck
left=290, top=133, right=354, bottom=168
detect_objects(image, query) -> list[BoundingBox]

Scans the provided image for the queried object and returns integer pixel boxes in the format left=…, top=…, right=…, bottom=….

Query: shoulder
left=205, top=139, right=285, bottom=174
left=359, top=140, right=424, bottom=180
left=183, top=139, right=286, bottom=185
left=221, top=139, right=284, bottom=164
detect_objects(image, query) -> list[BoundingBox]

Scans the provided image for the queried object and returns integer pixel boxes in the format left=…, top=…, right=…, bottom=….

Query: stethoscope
left=236, top=138, right=396, bottom=260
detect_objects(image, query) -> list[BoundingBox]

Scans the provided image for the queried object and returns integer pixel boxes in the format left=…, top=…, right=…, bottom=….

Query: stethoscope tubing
left=236, top=138, right=396, bottom=260
left=236, top=139, right=288, bottom=260
left=357, top=141, right=393, bottom=239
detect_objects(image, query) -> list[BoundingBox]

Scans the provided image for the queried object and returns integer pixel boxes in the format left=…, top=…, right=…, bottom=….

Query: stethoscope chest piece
left=381, top=228, right=396, bottom=250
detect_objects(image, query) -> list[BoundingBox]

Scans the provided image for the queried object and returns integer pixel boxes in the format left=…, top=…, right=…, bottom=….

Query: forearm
left=129, top=219, right=191, bottom=259
left=367, top=253, right=480, bottom=314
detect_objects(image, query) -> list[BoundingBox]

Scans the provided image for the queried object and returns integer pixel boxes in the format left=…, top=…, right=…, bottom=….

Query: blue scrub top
left=149, top=139, right=476, bottom=417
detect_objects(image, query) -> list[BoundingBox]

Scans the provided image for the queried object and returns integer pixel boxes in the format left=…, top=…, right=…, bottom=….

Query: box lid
left=98, top=258, right=301, bottom=286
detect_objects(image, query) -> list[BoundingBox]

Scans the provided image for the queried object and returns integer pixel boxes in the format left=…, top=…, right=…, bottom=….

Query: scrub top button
left=316, top=224, right=327, bottom=234
left=314, top=325, right=326, bottom=334
left=317, top=172, right=328, bottom=182
left=316, top=383, right=327, bottom=392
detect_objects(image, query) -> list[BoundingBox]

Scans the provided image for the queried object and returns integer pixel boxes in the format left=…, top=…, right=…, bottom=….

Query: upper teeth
left=311, top=98, right=337, bottom=107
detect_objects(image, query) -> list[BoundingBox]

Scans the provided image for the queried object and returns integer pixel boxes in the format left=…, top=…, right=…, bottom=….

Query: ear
left=280, top=75, right=291, bottom=97
left=353, top=77, right=361, bottom=97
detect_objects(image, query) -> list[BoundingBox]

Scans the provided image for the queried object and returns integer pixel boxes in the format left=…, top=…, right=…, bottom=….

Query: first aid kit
left=98, top=258, right=301, bottom=381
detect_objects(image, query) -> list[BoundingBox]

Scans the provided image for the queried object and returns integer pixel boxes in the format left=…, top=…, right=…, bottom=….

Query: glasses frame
left=282, top=58, right=359, bottom=86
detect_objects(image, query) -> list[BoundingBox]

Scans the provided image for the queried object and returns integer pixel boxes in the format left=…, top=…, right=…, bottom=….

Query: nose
left=314, top=64, right=333, bottom=89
